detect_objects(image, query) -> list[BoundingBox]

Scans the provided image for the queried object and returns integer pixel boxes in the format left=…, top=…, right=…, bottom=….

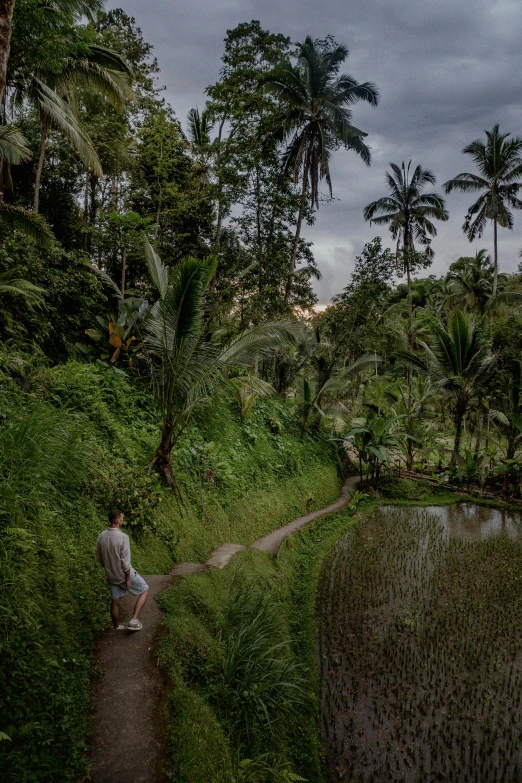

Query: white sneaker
left=128, top=620, right=142, bottom=631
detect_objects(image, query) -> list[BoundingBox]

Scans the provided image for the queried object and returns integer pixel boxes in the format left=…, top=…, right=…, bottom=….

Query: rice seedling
left=318, top=504, right=522, bottom=781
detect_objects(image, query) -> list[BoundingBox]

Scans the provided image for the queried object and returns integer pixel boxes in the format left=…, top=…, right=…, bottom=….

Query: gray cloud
left=108, top=0, right=522, bottom=302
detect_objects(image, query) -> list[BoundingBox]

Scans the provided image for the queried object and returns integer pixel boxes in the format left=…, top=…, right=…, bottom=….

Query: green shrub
left=168, top=676, right=235, bottom=783
left=0, top=354, right=341, bottom=781
left=213, top=581, right=309, bottom=751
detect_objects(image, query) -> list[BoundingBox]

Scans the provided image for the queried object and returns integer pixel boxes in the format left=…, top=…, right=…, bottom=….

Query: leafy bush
left=0, top=407, right=107, bottom=781
left=0, top=352, right=340, bottom=781
left=212, top=581, right=309, bottom=751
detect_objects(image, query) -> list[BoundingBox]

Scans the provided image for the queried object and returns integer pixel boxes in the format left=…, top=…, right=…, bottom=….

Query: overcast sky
left=107, top=0, right=522, bottom=304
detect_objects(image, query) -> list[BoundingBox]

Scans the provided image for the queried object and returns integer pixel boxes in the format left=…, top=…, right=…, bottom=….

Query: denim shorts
left=109, top=569, right=149, bottom=599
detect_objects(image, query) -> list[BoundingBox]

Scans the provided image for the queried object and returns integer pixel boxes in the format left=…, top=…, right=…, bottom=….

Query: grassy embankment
left=158, top=477, right=467, bottom=782
left=0, top=356, right=340, bottom=782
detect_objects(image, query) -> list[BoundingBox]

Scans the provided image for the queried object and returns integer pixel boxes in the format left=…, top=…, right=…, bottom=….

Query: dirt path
left=251, top=475, right=359, bottom=554
left=88, top=475, right=359, bottom=781
left=88, top=575, right=171, bottom=783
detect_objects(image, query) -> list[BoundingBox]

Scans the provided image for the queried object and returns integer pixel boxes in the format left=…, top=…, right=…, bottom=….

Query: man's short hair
left=108, top=508, right=123, bottom=525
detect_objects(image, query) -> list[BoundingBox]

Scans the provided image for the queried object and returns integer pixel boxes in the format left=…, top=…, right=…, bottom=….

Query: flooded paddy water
left=318, top=504, right=522, bottom=782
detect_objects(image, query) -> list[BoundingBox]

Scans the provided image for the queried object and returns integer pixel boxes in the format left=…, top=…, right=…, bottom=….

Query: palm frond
left=144, top=237, right=169, bottom=300
left=0, top=204, right=53, bottom=247
left=87, top=262, right=123, bottom=300
left=0, top=126, right=32, bottom=164
left=33, top=79, right=103, bottom=176
left=0, top=272, right=45, bottom=305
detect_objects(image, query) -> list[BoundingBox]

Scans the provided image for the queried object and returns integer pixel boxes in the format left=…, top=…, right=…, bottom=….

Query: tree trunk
left=111, top=176, right=118, bottom=211
left=493, top=218, right=498, bottom=296
left=89, top=174, right=98, bottom=229
left=0, top=1, right=15, bottom=107
left=480, top=410, right=490, bottom=493
left=503, top=438, right=516, bottom=494
left=121, top=246, right=126, bottom=299
left=34, top=123, right=47, bottom=214
left=154, top=181, right=162, bottom=241
left=83, top=169, right=91, bottom=249
left=451, top=405, right=466, bottom=467
left=84, top=169, right=90, bottom=217
left=152, top=423, right=184, bottom=510
left=406, top=438, right=414, bottom=471
left=255, top=166, right=262, bottom=257
left=285, top=157, right=310, bottom=304
left=474, top=411, right=482, bottom=454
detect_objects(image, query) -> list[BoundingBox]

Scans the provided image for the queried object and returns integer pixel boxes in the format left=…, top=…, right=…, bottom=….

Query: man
left=96, top=508, right=149, bottom=631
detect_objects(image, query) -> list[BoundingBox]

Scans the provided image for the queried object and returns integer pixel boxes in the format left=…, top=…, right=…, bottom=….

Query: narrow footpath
left=88, top=576, right=171, bottom=783
left=88, top=475, right=358, bottom=782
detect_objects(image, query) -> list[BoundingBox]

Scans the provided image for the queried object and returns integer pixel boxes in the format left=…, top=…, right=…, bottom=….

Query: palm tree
left=490, top=360, right=522, bottom=492
left=399, top=310, right=495, bottom=467
left=444, top=125, right=522, bottom=295
left=444, top=250, right=495, bottom=314
left=186, top=107, right=214, bottom=207
left=297, top=351, right=379, bottom=435
left=365, top=162, right=449, bottom=257
left=0, top=125, right=53, bottom=245
left=344, top=413, right=403, bottom=487
left=264, top=36, right=379, bottom=302
left=0, top=1, right=104, bottom=104
left=142, top=240, right=300, bottom=493
left=364, top=162, right=448, bottom=331
left=365, top=161, right=448, bottom=416
left=12, top=45, right=133, bottom=212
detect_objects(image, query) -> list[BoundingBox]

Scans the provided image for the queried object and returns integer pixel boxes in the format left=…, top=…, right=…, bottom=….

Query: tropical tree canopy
left=364, top=161, right=449, bottom=258
left=444, top=125, right=522, bottom=294
left=264, top=35, right=379, bottom=300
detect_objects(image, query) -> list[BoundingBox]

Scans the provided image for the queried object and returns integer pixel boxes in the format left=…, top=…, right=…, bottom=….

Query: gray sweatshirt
left=96, top=528, right=132, bottom=584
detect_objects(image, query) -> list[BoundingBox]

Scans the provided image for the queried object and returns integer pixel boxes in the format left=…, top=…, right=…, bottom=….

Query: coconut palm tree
left=0, top=125, right=52, bottom=245
left=365, top=161, right=448, bottom=415
left=186, top=107, right=214, bottom=202
left=444, top=125, right=522, bottom=295
left=0, top=1, right=104, bottom=104
left=398, top=310, right=495, bottom=467
left=364, top=162, right=449, bottom=258
left=444, top=250, right=495, bottom=315
left=11, top=45, right=133, bottom=212
left=142, top=240, right=300, bottom=492
left=264, top=36, right=379, bottom=302
left=297, top=350, right=380, bottom=435
left=364, top=161, right=448, bottom=325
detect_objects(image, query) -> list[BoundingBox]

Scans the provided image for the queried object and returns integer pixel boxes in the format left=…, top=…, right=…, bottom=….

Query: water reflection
left=382, top=502, right=522, bottom=542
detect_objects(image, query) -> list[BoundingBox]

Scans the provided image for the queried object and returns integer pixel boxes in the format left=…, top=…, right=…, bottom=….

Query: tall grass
left=0, top=406, right=108, bottom=781
left=215, top=581, right=309, bottom=751
left=0, top=405, right=87, bottom=522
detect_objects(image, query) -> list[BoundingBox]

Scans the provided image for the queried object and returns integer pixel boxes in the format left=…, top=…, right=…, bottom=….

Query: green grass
left=0, top=357, right=341, bottom=782
left=158, top=497, right=378, bottom=782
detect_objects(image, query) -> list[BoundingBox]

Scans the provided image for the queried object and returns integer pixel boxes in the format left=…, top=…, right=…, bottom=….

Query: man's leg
left=131, top=588, right=149, bottom=621
left=111, top=598, right=120, bottom=629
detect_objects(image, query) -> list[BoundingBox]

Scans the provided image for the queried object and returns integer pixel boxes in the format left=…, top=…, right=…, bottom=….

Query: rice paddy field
left=317, top=504, right=522, bottom=782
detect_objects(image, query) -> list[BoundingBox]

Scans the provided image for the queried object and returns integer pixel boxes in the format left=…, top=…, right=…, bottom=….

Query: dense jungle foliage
left=1, top=1, right=522, bottom=781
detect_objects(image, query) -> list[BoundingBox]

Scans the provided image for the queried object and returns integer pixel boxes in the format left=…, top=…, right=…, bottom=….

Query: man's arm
left=121, top=536, right=132, bottom=588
